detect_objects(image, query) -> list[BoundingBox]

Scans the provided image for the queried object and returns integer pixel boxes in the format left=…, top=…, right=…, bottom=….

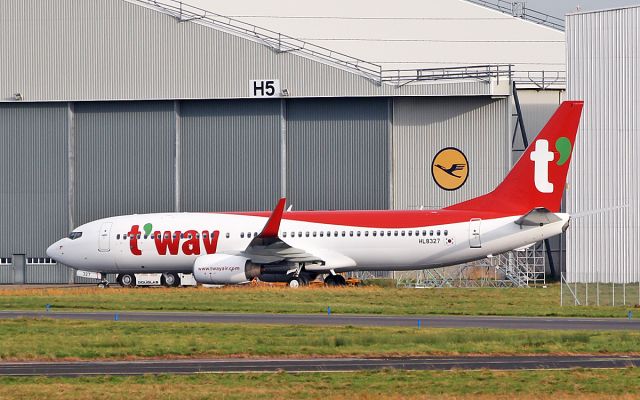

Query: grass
left=0, top=318, right=639, bottom=361
left=1, top=369, right=640, bottom=399
left=0, top=284, right=638, bottom=318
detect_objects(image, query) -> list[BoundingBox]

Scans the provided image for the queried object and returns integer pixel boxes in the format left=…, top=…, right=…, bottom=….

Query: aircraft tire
left=118, top=274, right=136, bottom=288
left=162, top=273, right=180, bottom=287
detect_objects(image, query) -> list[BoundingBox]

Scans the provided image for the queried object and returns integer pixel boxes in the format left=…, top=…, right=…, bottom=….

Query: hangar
left=0, top=0, right=566, bottom=284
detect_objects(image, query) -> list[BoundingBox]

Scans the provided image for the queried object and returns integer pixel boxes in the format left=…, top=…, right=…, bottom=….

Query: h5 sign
left=250, top=79, right=281, bottom=98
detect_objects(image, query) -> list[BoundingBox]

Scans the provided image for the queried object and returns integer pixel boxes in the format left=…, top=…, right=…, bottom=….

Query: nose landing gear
left=97, top=273, right=110, bottom=288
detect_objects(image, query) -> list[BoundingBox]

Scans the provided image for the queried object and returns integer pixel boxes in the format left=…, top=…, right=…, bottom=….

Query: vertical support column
left=387, top=97, right=394, bottom=210
left=68, top=102, right=76, bottom=232
left=67, top=102, right=76, bottom=284
left=174, top=100, right=181, bottom=212
left=280, top=99, right=287, bottom=198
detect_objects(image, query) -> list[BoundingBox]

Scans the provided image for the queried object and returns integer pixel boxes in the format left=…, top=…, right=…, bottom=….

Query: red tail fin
left=445, top=101, right=584, bottom=214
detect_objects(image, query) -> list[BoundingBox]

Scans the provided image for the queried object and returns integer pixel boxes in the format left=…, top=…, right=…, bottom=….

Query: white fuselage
left=46, top=212, right=569, bottom=274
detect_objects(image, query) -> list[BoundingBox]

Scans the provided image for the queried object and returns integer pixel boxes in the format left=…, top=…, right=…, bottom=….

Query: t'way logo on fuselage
left=127, top=225, right=220, bottom=256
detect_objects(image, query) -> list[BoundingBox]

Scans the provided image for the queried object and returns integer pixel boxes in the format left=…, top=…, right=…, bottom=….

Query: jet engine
left=193, top=254, right=260, bottom=284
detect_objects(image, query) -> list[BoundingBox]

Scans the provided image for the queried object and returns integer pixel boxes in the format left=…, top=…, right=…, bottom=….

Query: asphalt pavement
left=1, top=310, right=639, bottom=330
left=0, top=355, right=638, bottom=376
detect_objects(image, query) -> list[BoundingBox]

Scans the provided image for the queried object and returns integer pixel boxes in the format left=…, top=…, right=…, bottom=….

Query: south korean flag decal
left=445, top=237, right=455, bottom=246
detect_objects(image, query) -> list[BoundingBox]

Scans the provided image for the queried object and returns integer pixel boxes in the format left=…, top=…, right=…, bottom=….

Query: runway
left=1, top=310, right=639, bottom=330
left=1, top=355, right=639, bottom=376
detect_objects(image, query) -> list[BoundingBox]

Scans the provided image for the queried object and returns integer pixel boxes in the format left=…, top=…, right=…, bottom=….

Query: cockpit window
left=68, top=232, right=82, bottom=240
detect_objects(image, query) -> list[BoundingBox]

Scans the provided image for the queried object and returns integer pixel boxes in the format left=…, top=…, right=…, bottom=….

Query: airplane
left=46, top=101, right=584, bottom=288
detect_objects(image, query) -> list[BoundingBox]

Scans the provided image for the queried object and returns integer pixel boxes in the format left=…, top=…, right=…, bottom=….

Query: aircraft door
left=469, top=218, right=481, bottom=248
left=98, top=222, right=113, bottom=252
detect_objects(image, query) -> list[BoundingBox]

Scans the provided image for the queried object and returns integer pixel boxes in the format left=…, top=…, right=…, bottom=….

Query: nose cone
left=46, top=240, right=63, bottom=263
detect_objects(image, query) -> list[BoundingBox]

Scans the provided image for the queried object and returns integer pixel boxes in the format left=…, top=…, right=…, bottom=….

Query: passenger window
left=430, top=230, right=434, bottom=236
left=357, top=231, right=361, bottom=237
left=364, top=231, right=369, bottom=237
left=180, top=233, right=184, bottom=239
left=415, top=230, right=420, bottom=236
left=372, top=231, right=377, bottom=237
left=240, top=232, right=244, bottom=238
left=305, top=232, right=310, bottom=237
left=298, top=232, right=303, bottom=237
left=327, top=231, right=331, bottom=237
left=444, top=230, right=448, bottom=236
left=319, top=232, right=324, bottom=237
left=313, top=232, right=317, bottom=237
left=164, top=233, right=169, bottom=239
left=394, top=231, right=399, bottom=236
left=437, top=230, right=441, bottom=236
left=137, top=234, right=141, bottom=239
left=408, top=231, right=412, bottom=236
left=422, top=230, right=427, bottom=236
left=283, top=232, right=287, bottom=238
left=225, top=233, right=230, bottom=239
left=401, top=231, right=405, bottom=236
left=334, top=231, right=338, bottom=237
left=116, top=234, right=120, bottom=240
left=387, top=231, right=391, bottom=236
left=342, top=231, right=346, bottom=237
left=350, top=231, right=354, bottom=237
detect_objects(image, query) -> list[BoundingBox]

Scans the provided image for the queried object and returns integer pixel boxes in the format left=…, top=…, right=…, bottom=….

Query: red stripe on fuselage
left=223, top=209, right=510, bottom=228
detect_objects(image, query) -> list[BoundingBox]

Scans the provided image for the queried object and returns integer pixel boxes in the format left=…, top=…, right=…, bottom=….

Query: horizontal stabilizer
left=514, top=207, right=562, bottom=226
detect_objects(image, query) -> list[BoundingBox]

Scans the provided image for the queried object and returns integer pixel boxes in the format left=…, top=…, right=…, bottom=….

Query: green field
left=2, top=369, right=640, bottom=400
left=1, top=318, right=639, bottom=361
left=0, top=285, right=637, bottom=318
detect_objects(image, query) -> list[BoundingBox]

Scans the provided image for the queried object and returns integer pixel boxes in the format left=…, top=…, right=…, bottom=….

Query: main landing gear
left=161, top=273, right=181, bottom=287
left=116, top=273, right=136, bottom=288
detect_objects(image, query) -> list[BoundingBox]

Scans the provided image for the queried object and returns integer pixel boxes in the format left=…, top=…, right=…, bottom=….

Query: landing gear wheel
left=97, top=281, right=109, bottom=289
left=161, top=273, right=180, bottom=287
left=288, top=279, right=300, bottom=288
left=118, top=274, right=136, bottom=288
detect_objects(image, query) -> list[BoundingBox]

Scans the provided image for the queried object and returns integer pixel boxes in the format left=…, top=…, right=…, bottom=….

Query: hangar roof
left=182, top=0, right=565, bottom=75
left=1, top=0, right=521, bottom=102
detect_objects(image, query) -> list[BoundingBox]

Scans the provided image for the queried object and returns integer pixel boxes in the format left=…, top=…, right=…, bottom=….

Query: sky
left=523, top=0, right=638, bottom=18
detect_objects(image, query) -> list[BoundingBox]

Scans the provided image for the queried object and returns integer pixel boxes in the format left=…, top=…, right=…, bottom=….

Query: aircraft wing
left=514, top=207, right=562, bottom=226
left=241, top=198, right=324, bottom=264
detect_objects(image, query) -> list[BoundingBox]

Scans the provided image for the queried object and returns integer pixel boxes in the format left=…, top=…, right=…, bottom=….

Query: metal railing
left=466, top=0, right=564, bottom=31
left=133, top=0, right=383, bottom=80
left=381, top=64, right=513, bottom=86
left=131, top=0, right=565, bottom=90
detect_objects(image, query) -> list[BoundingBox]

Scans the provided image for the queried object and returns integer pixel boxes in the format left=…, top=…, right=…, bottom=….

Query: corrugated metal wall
left=0, top=103, right=68, bottom=256
left=0, top=0, right=496, bottom=102
left=0, top=266, right=13, bottom=284
left=25, top=265, right=70, bottom=284
left=75, top=101, right=176, bottom=225
left=566, top=7, right=640, bottom=283
left=393, top=97, right=510, bottom=209
left=286, top=98, right=390, bottom=210
left=181, top=99, right=281, bottom=211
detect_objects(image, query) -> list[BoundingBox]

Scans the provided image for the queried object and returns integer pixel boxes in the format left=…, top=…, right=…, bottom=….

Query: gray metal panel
left=0, top=103, right=68, bottom=256
left=180, top=99, right=281, bottom=212
left=75, top=102, right=175, bottom=225
left=0, top=0, right=497, bottom=101
left=0, top=266, right=12, bottom=284
left=393, top=97, right=509, bottom=210
left=566, top=7, right=640, bottom=283
left=286, top=98, right=389, bottom=210
left=25, top=264, right=70, bottom=284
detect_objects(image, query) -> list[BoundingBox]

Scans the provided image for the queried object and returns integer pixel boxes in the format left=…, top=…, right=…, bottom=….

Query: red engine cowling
left=193, top=254, right=260, bottom=284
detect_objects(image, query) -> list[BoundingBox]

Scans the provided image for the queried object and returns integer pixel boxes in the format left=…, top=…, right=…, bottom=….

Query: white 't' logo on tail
left=530, top=139, right=554, bottom=193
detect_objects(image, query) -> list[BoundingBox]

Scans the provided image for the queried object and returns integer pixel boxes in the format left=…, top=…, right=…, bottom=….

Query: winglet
left=258, top=198, right=287, bottom=238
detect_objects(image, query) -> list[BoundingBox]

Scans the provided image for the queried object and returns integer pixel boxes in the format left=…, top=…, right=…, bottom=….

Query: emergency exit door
left=469, top=218, right=482, bottom=248
left=98, top=222, right=113, bottom=252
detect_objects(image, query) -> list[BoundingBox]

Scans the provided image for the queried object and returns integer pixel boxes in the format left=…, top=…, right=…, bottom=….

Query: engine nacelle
left=193, top=254, right=260, bottom=284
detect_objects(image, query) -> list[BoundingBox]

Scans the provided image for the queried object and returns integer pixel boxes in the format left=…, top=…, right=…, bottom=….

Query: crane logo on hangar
left=431, top=147, right=469, bottom=191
